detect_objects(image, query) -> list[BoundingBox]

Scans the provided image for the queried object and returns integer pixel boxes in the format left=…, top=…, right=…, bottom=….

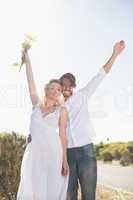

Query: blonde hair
left=43, top=79, right=61, bottom=105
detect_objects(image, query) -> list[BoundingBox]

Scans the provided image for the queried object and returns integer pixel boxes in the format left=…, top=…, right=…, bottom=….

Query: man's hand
left=103, top=40, right=125, bottom=73
left=113, top=40, right=125, bottom=57
left=57, top=94, right=65, bottom=106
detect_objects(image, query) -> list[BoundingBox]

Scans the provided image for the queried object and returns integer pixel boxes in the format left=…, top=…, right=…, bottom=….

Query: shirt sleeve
left=79, top=67, right=107, bottom=98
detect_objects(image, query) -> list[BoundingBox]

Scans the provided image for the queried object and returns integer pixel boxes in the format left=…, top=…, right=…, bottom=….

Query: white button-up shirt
left=65, top=67, right=107, bottom=148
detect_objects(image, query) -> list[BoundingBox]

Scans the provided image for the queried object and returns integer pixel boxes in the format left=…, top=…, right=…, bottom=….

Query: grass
left=78, top=184, right=133, bottom=200
left=0, top=185, right=133, bottom=200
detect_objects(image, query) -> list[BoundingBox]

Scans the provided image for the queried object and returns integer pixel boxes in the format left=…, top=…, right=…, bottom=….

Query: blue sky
left=0, top=0, right=133, bottom=143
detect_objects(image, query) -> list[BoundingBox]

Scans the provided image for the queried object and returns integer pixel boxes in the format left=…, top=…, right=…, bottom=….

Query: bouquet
left=12, top=34, right=36, bottom=71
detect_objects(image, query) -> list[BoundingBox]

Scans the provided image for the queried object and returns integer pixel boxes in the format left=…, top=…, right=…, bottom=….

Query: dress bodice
left=29, top=104, right=61, bottom=138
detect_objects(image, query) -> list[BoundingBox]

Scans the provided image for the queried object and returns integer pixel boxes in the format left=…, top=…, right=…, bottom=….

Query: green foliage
left=127, top=141, right=133, bottom=153
left=95, top=141, right=133, bottom=166
left=95, top=142, right=109, bottom=159
left=113, top=150, right=122, bottom=160
left=100, top=151, right=113, bottom=162
left=0, top=132, right=133, bottom=199
left=0, top=131, right=26, bottom=200
left=120, top=150, right=133, bottom=166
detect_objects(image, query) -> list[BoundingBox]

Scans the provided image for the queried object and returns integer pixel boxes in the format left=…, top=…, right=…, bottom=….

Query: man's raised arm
left=80, top=40, right=125, bottom=97
left=103, top=40, right=125, bottom=73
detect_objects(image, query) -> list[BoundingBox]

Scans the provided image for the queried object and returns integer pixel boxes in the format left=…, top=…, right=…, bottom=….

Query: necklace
left=40, top=105, right=57, bottom=118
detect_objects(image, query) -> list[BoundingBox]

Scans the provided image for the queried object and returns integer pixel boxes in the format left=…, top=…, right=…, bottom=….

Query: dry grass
left=0, top=184, right=133, bottom=200
left=78, top=184, right=133, bottom=200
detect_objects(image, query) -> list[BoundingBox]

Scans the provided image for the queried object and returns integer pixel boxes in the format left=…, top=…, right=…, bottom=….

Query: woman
left=17, top=50, right=69, bottom=200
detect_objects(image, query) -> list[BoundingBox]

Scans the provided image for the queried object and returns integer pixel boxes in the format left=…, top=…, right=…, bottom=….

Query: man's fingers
left=120, top=40, right=125, bottom=45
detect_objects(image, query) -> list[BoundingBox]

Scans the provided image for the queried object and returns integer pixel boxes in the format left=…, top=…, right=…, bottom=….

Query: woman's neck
left=44, top=99, right=56, bottom=108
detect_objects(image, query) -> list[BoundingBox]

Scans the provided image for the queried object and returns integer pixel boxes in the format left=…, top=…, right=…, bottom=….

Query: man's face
left=61, top=78, right=74, bottom=99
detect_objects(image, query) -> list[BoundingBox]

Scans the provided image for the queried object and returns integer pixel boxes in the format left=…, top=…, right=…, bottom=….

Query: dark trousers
left=67, top=143, right=97, bottom=200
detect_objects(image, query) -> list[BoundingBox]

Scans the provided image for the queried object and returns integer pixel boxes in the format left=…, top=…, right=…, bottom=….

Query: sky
left=0, top=0, right=133, bottom=143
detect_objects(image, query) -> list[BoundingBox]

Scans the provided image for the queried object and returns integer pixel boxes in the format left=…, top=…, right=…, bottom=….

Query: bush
left=120, top=151, right=131, bottom=166
left=95, top=142, right=105, bottom=157
left=101, top=151, right=113, bottom=162
left=113, top=150, right=122, bottom=160
left=0, top=132, right=26, bottom=200
left=127, top=142, right=133, bottom=153
left=95, top=142, right=110, bottom=160
left=95, top=141, right=133, bottom=164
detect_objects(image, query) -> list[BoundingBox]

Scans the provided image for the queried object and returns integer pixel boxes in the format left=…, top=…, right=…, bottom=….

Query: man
left=59, top=40, right=125, bottom=200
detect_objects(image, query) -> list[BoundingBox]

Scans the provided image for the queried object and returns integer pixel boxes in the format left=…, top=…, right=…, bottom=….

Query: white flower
left=12, top=34, right=36, bottom=71
left=21, top=34, right=36, bottom=51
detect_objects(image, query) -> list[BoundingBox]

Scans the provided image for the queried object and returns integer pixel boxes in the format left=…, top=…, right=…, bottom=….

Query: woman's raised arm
left=23, top=51, right=39, bottom=106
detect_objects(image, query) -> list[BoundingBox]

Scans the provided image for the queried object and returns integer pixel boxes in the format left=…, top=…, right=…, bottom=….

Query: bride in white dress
left=17, top=50, right=69, bottom=200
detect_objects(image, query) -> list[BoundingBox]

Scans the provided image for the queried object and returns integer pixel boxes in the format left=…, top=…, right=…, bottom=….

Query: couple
left=17, top=40, right=125, bottom=200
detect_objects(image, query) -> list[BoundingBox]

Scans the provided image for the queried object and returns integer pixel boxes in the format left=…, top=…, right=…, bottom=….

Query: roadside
left=78, top=185, right=133, bottom=200
left=97, top=161, right=133, bottom=193
left=96, top=184, right=133, bottom=200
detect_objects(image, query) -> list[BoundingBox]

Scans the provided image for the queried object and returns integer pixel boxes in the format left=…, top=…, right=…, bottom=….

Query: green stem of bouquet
left=19, top=49, right=27, bottom=72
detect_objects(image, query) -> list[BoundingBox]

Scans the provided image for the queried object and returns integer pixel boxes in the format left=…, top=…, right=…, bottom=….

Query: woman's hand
left=22, top=50, right=30, bottom=64
left=61, top=160, right=69, bottom=176
left=12, top=34, right=35, bottom=71
left=26, top=134, right=32, bottom=144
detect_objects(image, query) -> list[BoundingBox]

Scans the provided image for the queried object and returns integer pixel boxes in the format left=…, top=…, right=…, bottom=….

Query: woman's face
left=46, top=82, right=62, bottom=101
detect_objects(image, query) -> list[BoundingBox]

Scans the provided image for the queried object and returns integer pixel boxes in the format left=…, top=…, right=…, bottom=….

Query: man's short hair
left=59, top=73, right=76, bottom=87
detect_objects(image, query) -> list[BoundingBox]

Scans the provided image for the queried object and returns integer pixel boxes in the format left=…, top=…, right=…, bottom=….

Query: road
left=97, top=162, right=133, bottom=193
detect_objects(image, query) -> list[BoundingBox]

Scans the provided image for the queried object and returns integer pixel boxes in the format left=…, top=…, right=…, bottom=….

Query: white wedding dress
left=17, top=102, right=69, bottom=200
